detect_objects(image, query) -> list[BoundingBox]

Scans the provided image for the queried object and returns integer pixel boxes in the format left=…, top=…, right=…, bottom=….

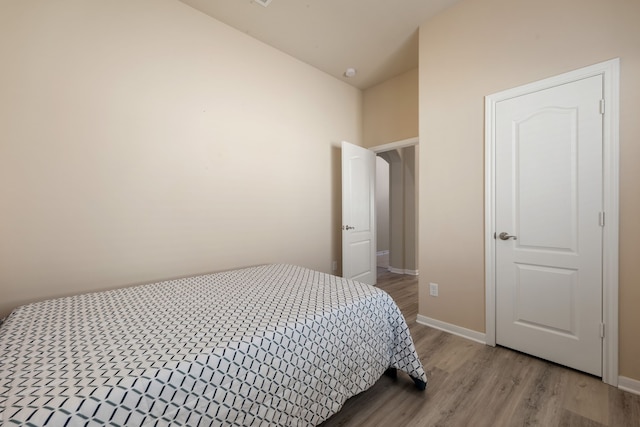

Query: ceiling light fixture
left=254, top=0, right=273, bottom=7
left=344, top=68, right=357, bottom=78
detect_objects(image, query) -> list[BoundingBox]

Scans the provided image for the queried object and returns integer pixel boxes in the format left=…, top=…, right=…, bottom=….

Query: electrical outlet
left=332, top=261, right=338, bottom=271
left=429, top=282, right=439, bottom=297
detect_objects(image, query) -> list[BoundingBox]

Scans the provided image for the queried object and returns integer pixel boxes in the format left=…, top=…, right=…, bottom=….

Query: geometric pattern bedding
left=0, top=264, right=427, bottom=426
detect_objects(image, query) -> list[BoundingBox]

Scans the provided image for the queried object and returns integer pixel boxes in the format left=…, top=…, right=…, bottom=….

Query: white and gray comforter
left=0, top=264, right=426, bottom=426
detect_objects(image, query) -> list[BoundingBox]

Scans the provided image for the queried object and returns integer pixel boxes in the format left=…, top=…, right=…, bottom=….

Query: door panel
left=515, top=108, right=577, bottom=251
left=514, top=264, right=577, bottom=335
left=342, top=141, right=376, bottom=285
left=495, top=75, right=603, bottom=376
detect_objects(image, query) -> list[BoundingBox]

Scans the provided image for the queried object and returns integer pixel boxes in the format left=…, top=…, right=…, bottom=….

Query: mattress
left=0, top=264, right=426, bottom=426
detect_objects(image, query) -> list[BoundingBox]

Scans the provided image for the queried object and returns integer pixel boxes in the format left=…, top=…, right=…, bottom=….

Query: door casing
left=484, top=58, right=620, bottom=386
left=373, top=138, right=419, bottom=276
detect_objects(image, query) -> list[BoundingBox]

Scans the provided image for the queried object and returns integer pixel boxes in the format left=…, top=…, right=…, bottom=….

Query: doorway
left=373, top=138, right=419, bottom=277
left=485, top=59, right=620, bottom=385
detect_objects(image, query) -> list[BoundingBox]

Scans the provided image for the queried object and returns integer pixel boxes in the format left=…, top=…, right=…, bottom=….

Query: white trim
left=371, top=137, right=420, bottom=279
left=370, top=136, right=418, bottom=153
left=416, top=315, right=486, bottom=345
left=601, top=59, right=620, bottom=387
left=618, top=377, right=640, bottom=396
left=484, top=58, right=620, bottom=386
left=387, top=267, right=419, bottom=276
left=376, top=251, right=389, bottom=269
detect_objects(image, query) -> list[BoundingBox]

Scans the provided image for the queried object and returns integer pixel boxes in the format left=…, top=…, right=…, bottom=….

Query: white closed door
left=342, top=141, right=376, bottom=285
left=495, top=75, right=603, bottom=376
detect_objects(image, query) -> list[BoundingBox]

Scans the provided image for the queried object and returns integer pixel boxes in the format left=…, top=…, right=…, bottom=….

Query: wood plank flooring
left=321, top=269, right=640, bottom=427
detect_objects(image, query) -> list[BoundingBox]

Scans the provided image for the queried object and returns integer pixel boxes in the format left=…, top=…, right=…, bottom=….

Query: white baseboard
left=417, top=318, right=640, bottom=394
left=376, top=251, right=389, bottom=268
left=416, top=314, right=486, bottom=345
left=376, top=251, right=418, bottom=275
left=618, top=376, right=640, bottom=395
left=388, top=266, right=419, bottom=276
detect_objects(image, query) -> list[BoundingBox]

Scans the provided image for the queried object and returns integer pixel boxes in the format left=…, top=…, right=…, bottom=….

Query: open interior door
left=342, top=141, right=376, bottom=285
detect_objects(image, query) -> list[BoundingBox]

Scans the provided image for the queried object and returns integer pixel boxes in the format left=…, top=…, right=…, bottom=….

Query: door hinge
left=600, top=99, right=605, bottom=115
left=600, top=323, right=605, bottom=338
left=599, top=212, right=605, bottom=227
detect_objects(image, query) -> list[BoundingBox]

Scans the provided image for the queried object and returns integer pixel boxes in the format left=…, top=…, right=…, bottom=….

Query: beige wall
left=364, top=68, right=419, bottom=274
left=418, top=0, right=640, bottom=380
left=0, top=0, right=362, bottom=318
left=363, top=68, right=418, bottom=148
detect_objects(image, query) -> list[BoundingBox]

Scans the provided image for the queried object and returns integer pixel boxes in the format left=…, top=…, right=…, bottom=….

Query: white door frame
left=371, top=137, right=420, bottom=275
left=484, top=58, right=620, bottom=386
left=370, top=136, right=419, bottom=154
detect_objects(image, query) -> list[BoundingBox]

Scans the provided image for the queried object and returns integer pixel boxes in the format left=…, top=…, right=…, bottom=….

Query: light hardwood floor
left=321, top=269, right=640, bottom=427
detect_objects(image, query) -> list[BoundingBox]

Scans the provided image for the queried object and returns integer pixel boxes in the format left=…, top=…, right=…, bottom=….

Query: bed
left=0, top=264, right=426, bottom=426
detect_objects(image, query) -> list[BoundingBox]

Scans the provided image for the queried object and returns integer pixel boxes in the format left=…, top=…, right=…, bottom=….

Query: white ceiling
left=179, top=0, right=461, bottom=90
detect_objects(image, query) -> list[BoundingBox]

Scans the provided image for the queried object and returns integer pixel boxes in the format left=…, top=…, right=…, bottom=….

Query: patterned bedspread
left=0, top=264, right=426, bottom=426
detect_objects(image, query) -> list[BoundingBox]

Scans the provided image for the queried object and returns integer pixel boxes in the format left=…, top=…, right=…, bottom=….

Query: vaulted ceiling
left=179, top=0, right=461, bottom=90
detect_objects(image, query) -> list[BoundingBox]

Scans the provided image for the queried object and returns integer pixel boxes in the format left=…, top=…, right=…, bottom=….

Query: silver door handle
left=498, top=232, right=517, bottom=240
left=342, top=225, right=355, bottom=230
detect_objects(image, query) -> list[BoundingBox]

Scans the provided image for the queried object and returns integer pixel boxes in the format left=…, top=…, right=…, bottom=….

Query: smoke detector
left=254, top=0, right=273, bottom=7
left=344, top=68, right=357, bottom=78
